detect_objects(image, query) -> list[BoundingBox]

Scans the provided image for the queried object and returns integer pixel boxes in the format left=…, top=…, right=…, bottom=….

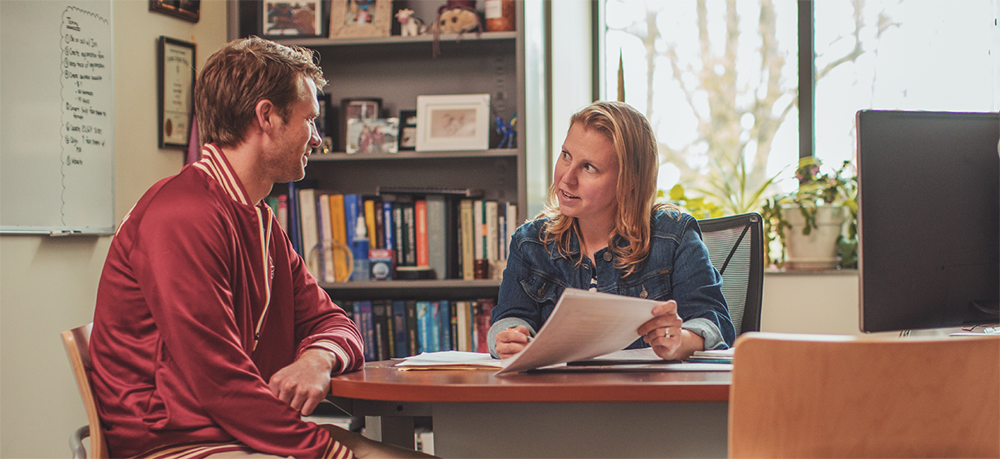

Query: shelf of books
left=334, top=297, right=498, bottom=362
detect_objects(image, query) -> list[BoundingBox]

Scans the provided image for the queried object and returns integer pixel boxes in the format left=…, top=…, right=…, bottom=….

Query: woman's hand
left=637, top=300, right=703, bottom=361
left=495, top=325, right=532, bottom=360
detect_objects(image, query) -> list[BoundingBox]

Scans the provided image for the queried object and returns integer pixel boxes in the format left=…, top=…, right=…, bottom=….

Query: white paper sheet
left=496, top=288, right=662, bottom=374
left=395, top=351, right=503, bottom=370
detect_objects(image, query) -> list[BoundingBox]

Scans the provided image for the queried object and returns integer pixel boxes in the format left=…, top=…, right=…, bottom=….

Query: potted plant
left=761, top=157, right=857, bottom=269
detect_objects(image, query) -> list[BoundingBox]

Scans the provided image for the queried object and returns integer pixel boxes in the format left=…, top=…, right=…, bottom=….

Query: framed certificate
left=157, top=36, right=196, bottom=149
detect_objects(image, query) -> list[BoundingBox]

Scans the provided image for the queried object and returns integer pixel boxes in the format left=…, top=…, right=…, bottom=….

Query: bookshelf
left=231, top=1, right=548, bottom=348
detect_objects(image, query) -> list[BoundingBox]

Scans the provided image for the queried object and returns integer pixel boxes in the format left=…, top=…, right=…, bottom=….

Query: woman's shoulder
left=513, top=217, right=549, bottom=239
left=651, top=207, right=696, bottom=230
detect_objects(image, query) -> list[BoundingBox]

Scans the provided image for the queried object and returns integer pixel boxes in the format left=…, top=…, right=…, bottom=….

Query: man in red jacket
left=90, top=36, right=429, bottom=459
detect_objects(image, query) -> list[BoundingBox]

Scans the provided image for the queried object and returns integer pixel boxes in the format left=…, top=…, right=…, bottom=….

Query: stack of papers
left=395, top=351, right=503, bottom=370
left=497, top=288, right=661, bottom=374
left=685, top=348, right=734, bottom=364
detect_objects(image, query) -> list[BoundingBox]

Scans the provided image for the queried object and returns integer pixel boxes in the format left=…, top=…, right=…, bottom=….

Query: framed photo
left=329, top=0, right=392, bottom=38
left=149, top=0, right=200, bottom=23
left=157, top=36, right=196, bottom=149
left=263, top=0, right=323, bottom=37
left=416, top=94, right=491, bottom=152
left=339, top=97, right=381, bottom=151
left=347, top=118, right=399, bottom=154
left=398, top=109, right=417, bottom=151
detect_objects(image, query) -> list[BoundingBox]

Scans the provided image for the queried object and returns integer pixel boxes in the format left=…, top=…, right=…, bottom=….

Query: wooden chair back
left=729, top=332, right=1000, bottom=458
left=62, top=323, right=109, bottom=459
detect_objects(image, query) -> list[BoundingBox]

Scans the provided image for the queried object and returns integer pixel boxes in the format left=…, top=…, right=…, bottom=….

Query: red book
left=474, top=298, right=496, bottom=353
left=415, top=199, right=429, bottom=267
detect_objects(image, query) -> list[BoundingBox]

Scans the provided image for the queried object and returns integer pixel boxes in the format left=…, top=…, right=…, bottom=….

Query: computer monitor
left=856, top=110, right=1000, bottom=333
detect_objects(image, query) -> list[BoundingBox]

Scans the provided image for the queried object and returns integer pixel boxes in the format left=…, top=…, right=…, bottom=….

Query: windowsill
left=765, top=268, right=858, bottom=276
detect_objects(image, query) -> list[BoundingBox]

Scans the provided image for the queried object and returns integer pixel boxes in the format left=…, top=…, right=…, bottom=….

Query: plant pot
left=781, top=205, right=846, bottom=269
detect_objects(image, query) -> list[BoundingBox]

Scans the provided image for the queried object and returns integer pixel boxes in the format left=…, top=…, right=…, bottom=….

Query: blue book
left=382, top=200, right=395, bottom=251
left=343, top=194, right=362, bottom=249
left=355, top=300, right=375, bottom=361
left=391, top=300, right=408, bottom=358
left=438, top=299, right=452, bottom=351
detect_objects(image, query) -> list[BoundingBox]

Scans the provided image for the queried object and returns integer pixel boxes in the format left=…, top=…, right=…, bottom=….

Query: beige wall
left=0, top=1, right=228, bottom=456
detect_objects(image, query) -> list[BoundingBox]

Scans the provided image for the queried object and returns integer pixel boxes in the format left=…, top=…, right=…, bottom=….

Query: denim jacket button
left=603, top=252, right=613, bottom=262
left=639, top=286, right=648, bottom=299
left=537, top=288, right=545, bottom=296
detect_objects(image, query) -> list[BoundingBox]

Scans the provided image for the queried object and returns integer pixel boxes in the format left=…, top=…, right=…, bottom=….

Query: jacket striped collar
left=192, top=144, right=252, bottom=206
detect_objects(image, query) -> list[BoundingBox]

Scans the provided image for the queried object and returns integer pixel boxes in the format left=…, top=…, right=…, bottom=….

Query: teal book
left=438, top=299, right=452, bottom=351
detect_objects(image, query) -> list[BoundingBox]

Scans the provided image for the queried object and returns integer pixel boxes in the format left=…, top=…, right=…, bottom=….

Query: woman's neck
left=577, top=218, right=613, bottom=264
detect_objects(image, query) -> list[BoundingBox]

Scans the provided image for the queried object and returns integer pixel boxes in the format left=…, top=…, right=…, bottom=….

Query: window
left=603, top=0, right=999, bottom=211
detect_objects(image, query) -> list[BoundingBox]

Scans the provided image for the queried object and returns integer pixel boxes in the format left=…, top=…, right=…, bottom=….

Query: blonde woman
left=489, top=101, right=735, bottom=361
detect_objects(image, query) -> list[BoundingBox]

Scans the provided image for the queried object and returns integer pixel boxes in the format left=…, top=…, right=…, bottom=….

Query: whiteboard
left=1, top=0, right=114, bottom=235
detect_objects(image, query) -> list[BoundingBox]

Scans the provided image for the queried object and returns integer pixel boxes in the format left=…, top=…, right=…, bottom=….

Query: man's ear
left=255, top=99, right=277, bottom=133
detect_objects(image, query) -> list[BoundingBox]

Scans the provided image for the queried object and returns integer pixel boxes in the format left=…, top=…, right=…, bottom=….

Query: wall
left=0, top=1, right=227, bottom=456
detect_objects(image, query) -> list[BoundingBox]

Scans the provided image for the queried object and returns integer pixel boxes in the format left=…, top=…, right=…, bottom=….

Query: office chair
left=61, top=323, right=109, bottom=459
left=729, top=332, right=1000, bottom=458
left=697, top=212, right=764, bottom=335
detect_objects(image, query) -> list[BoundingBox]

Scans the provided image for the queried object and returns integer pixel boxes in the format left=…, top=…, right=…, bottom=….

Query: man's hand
left=269, top=348, right=338, bottom=416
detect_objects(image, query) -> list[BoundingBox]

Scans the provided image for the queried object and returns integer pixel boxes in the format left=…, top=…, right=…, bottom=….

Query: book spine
left=416, top=300, right=431, bottom=354
left=438, top=299, right=452, bottom=352
left=373, top=197, right=385, bottom=249
left=461, top=199, right=475, bottom=280
left=318, top=194, right=336, bottom=283
left=287, top=181, right=301, bottom=256
left=329, top=194, right=348, bottom=282
left=506, top=202, right=517, bottom=261
left=402, top=202, right=417, bottom=266
left=298, top=188, right=320, bottom=278
left=392, top=203, right=405, bottom=267
left=356, top=300, right=375, bottom=361
left=473, top=199, right=484, bottom=260
left=382, top=200, right=395, bottom=251
left=426, top=194, right=448, bottom=280
left=449, top=300, right=459, bottom=351
left=415, top=199, right=429, bottom=267
left=372, top=299, right=391, bottom=361
left=277, top=194, right=288, bottom=232
left=474, top=298, right=496, bottom=353
left=485, top=200, right=498, bottom=265
left=405, top=299, right=419, bottom=356
left=364, top=199, right=378, bottom=250
left=391, top=300, right=408, bottom=358
left=456, top=300, right=470, bottom=352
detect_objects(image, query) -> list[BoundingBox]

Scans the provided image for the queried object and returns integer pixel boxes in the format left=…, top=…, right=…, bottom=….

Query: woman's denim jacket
left=488, top=209, right=736, bottom=358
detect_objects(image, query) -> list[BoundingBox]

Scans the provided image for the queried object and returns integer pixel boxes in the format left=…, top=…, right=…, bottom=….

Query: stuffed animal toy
left=431, top=0, right=482, bottom=57
left=395, top=9, right=427, bottom=36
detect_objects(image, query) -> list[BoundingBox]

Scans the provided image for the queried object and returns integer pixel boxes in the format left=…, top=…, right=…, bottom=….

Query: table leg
left=364, top=415, right=416, bottom=449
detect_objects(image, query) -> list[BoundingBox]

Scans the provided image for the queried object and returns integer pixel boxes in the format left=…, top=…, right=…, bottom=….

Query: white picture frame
left=416, top=94, right=491, bottom=152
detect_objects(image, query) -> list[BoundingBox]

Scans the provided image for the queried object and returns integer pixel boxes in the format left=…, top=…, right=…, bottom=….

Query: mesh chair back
left=697, top=213, right=764, bottom=335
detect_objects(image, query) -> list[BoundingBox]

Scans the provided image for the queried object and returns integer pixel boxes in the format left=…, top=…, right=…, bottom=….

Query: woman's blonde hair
left=537, top=101, right=674, bottom=275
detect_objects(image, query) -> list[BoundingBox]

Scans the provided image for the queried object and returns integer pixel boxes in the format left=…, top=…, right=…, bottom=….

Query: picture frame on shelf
left=347, top=118, right=399, bottom=154
left=416, top=94, right=491, bottom=152
left=262, top=0, right=324, bottom=38
left=157, top=36, right=196, bottom=149
left=398, top=109, right=417, bottom=151
left=329, top=0, right=392, bottom=38
left=149, top=0, right=200, bottom=23
left=339, top=97, right=381, bottom=151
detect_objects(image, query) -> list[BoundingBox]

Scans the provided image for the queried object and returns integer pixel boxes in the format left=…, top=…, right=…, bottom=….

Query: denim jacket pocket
left=618, top=269, right=672, bottom=301
left=520, top=272, right=566, bottom=305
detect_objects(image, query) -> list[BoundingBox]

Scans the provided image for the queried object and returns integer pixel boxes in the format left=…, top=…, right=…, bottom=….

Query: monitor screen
left=857, top=110, right=1000, bottom=333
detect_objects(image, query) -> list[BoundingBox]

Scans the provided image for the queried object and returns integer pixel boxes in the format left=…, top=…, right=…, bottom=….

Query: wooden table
left=327, top=360, right=732, bottom=458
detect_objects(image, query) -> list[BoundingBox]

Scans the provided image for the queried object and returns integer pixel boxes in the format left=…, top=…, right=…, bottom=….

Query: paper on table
left=496, top=288, right=661, bottom=374
left=395, top=351, right=503, bottom=370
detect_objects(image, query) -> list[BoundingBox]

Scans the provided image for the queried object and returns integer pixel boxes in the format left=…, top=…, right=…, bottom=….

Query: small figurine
left=395, top=9, right=427, bottom=36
